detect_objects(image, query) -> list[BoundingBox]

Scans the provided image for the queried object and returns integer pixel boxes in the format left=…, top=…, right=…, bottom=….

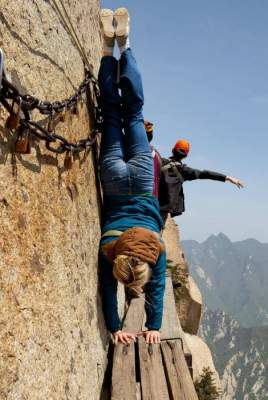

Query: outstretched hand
left=226, top=176, right=244, bottom=189
left=112, top=330, right=137, bottom=344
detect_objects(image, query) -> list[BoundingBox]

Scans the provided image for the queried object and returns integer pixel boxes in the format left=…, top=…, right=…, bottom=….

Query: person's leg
left=119, top=48, right=153, bottom=194
left=98, top=56, right=128, bottom=195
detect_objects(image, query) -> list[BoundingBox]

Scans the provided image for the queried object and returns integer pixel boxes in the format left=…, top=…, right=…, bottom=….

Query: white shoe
left=100, top=9, right=115, bottom=48
left=114, top=8, right=130, bottom=48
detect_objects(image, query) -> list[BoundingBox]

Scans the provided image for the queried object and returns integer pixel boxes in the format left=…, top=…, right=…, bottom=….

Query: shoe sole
left=114, top=7, right=129, bottom=37
left=100, top=9, right=114, bottom=39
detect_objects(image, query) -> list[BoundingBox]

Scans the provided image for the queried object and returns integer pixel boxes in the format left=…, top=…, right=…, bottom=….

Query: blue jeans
left=98, top=49, right=153, bottom=195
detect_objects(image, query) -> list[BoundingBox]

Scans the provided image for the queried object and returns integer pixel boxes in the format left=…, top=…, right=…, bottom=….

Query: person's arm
left=99, top=250, right=121, bottom=334
left=181, top=165, right=244, bottom=188
left=99, top=250, right=138, bottom=344
left=144, top=251, right=166, bottom=343
left=181, top=164, right=227, bottom=181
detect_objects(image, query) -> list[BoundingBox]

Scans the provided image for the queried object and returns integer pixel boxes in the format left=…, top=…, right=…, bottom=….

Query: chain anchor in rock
left=6, top=97, right=22, bottom=130
left=15, top=125, right=31, bottom=154
left=72, top=99, right=79, bottom=116
left=59, top=104, right=67, bottom=122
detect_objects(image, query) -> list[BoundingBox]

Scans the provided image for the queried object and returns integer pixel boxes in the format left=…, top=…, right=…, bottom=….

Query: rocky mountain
left=181, top=233, right=268, bottom=327
left=200, top=309, right=268, bottom=400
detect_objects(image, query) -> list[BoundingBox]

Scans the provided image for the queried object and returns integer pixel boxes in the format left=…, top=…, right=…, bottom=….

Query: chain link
left=0, top=70, right=102, bottom=154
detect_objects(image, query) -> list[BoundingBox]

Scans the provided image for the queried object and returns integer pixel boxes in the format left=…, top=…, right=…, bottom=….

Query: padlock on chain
left=47, top=112, right=54, bottom=133
left=64, top=149, right=73, bottom=169
left=72, top=100, right=79, bottom=116
left=59, top=107, right=67, bottom=122
left=79, top=99, right=85, bottom=112
left=15, top=125, right=31, bottom=154
left=6, top=97, right=22, bottom=130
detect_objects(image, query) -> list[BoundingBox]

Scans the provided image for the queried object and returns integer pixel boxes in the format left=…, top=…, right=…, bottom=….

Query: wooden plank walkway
left=111, top=275, right=198, bottom=400
left=139, top=337, right=169, bottom=400
left=123, top=296, right=145, bottom=332
left=161, top=340, right=198, bottom=400
left=111, top=297, right=145, bottom=400
left=111, top=342, right=136, bottom=400
left=160, top=275, right=183, bottom=340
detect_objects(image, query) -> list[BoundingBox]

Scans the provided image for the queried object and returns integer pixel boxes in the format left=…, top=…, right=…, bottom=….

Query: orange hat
left=144, top=120, right=154, bottom=133
left=172, top=139, right=190, bottom=157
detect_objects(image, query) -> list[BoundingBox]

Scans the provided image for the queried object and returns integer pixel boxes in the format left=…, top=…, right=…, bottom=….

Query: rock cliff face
left=163, top=218, right=202, bottom=334
left=184, top=333, right=221, bottom=390
left=0, top=2, right=125, bottom=399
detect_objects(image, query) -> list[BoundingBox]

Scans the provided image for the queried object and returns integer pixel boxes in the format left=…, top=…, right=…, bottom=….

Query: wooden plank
left=161, top=340, right=198, bottom=400
left=136, top=383, right=142, bottom=400
left=160, top=276, right=183, bottom=340
left=138, top=337, right=169, bottom=400
left=111, top=297, right=145, bottom=399
left=123, top=296, right=145, bottom=332
left=111, top=342, right=136, bottom=400
left=161, top=276, right=194, bottom=377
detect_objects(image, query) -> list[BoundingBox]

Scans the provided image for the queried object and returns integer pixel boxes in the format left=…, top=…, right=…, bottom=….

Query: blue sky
left=101, top=0, right=268, bottom=242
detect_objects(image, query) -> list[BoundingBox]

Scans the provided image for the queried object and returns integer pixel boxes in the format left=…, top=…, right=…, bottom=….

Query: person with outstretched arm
left=98, top=8, right=166, bottom=345
left=143, top=124, right=243, bottom=221
left=159, top=139, right=243, bottom=220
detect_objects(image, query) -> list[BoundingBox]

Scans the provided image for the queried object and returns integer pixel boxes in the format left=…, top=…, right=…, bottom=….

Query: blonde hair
left=113, top=255, right=150, bottom=297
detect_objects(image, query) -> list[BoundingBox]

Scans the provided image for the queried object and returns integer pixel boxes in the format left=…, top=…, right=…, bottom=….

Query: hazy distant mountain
left=200, top=309, right=268, bottom=400
left=181, top=233, right=268, bottom=327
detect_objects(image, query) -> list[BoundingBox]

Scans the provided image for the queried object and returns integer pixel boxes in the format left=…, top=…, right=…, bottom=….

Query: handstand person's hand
left=113, top=330, right=137, bottom=344
left=143, top=330, right=161, bottom=344
left=226, top=176, right=244, bottom=189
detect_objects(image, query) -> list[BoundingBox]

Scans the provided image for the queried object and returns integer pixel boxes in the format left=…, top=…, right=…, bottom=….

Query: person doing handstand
left=98, top=8, right=165, bottom=345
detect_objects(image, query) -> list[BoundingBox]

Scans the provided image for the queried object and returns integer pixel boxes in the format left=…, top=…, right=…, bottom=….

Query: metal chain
left=1, top=71, right=98, bottom=115
left=0, top=70, right=102, bottom=154
left=0, top=0, right=103, bottom=157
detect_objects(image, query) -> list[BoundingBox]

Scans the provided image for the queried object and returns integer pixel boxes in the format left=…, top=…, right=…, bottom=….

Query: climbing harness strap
left=102, top=230, right=161, bottom=240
